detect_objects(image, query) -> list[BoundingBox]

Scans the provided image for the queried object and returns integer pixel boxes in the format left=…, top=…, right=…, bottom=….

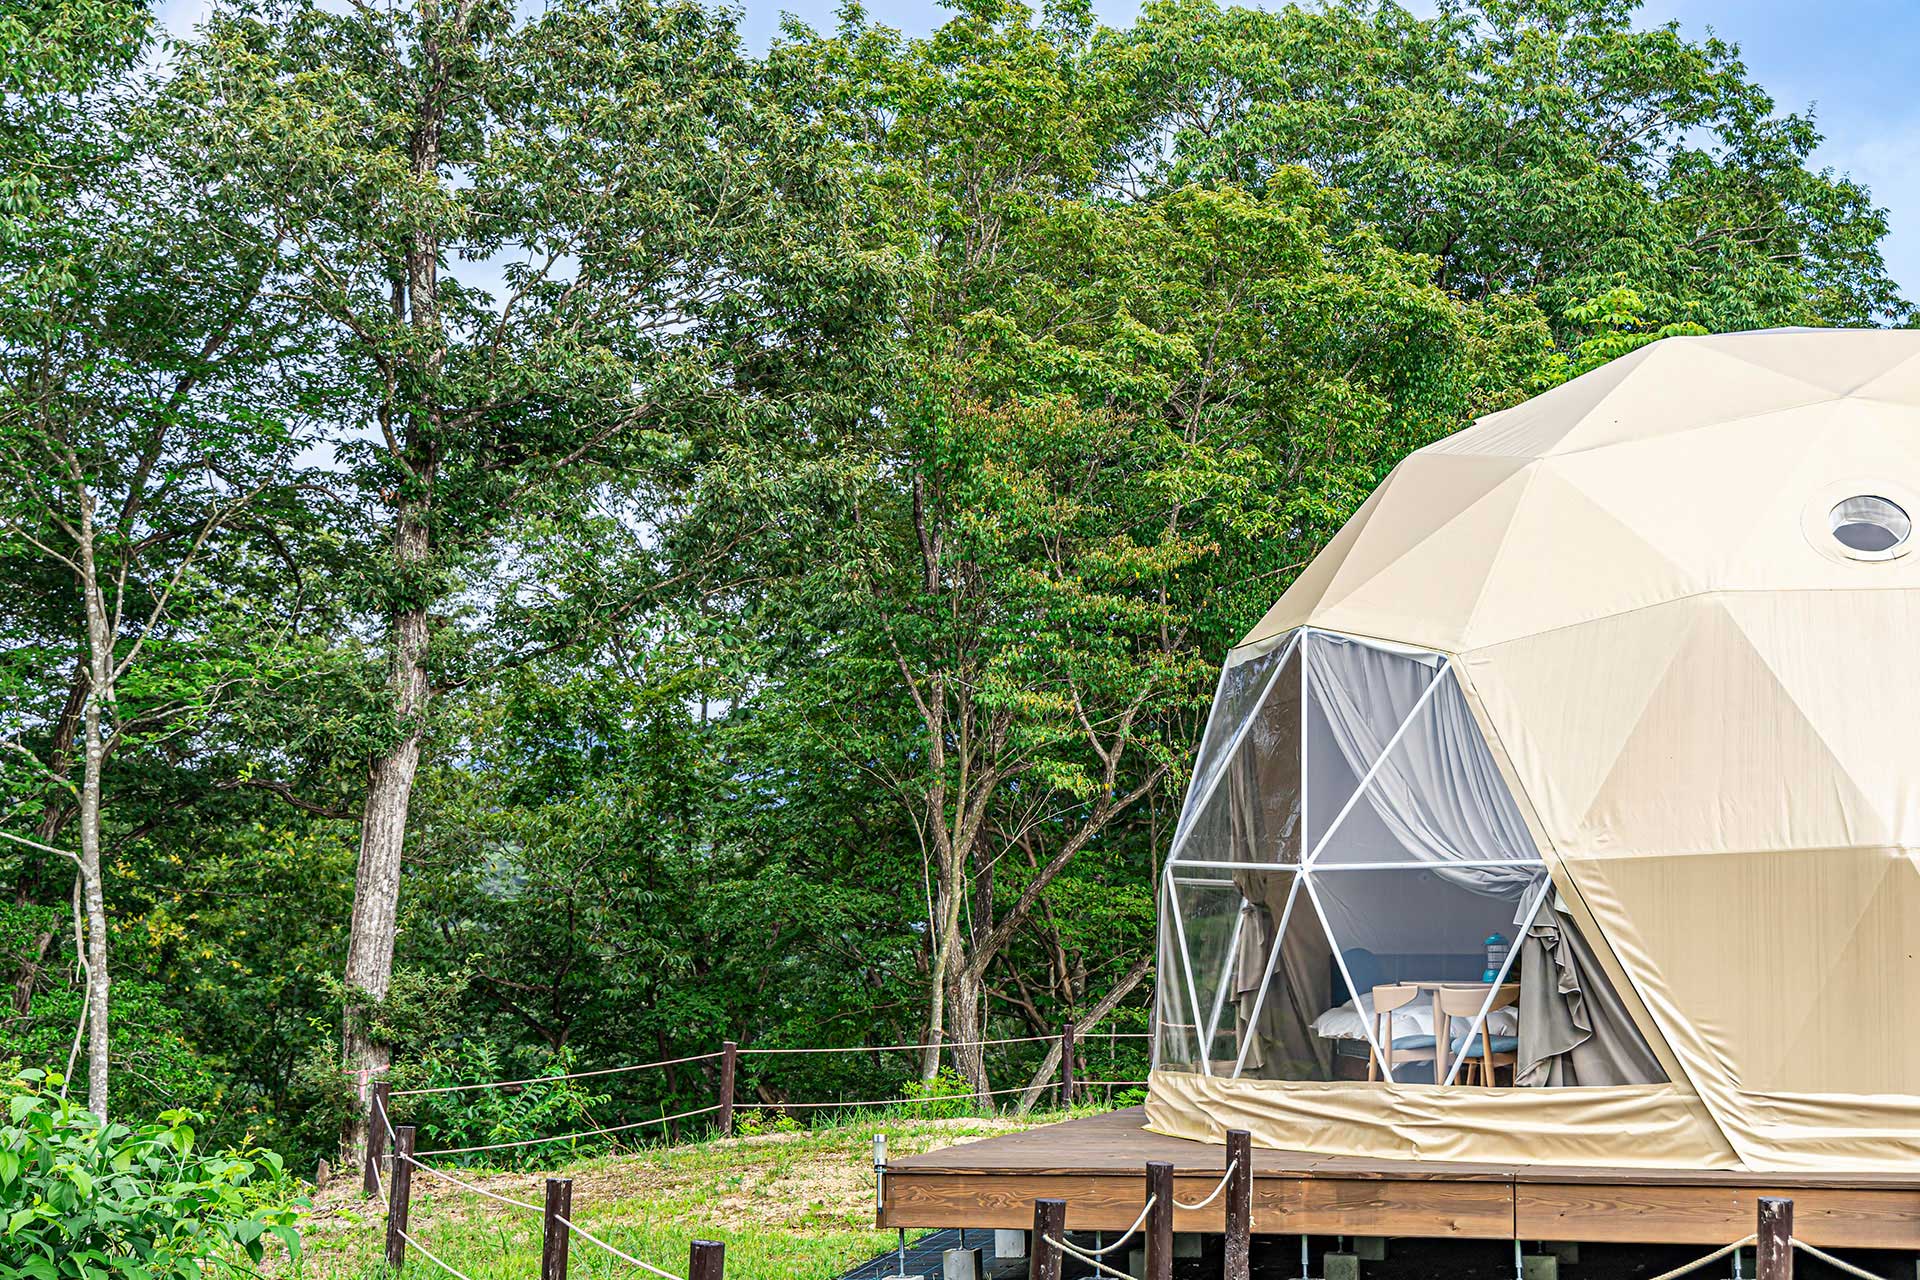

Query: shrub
left=0, top=1069, right=304, bottom=1280
left=898, top=1069, right=974, bottom=1121
left=397, top=1043, right=611, bottom=1169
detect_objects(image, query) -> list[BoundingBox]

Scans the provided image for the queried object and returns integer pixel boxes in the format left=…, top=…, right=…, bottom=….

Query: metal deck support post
left=1224, top=1129, right=1252, bottom=1280
left=1757, top=1197, right=1792, bottom=1280
left=384, top=1125, right=415, bottom=1272
left=1029, top=1198, right=1066, bottom=1280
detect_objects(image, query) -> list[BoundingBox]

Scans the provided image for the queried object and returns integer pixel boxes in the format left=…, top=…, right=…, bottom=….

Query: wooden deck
left=878, top=1109, right=1920, bottom=1249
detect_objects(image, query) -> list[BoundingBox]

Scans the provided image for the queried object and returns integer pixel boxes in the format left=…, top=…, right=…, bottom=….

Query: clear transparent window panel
left=1303, top=632, right=1445, bottom=858
left=1169, top=641, right=1302, bottom=868
left=1156, top=628, right=1668, bottom=1089
left=1158, top=871, right=1339, bottom=1080
left=1309, top=866, right=1546, bottom=1083
left=1173, top=633, right=1298, bottom=853
left=1310, top=667, right=1541, bottom=876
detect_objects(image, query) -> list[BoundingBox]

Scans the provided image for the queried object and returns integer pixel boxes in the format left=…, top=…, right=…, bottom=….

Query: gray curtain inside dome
left=1303, top=633, right=1542, bottom=905
left=1516, top=904, right=1665, bottom=1086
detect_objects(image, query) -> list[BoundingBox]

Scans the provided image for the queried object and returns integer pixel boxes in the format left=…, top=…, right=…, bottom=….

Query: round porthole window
left=1828, top=495, right=1912, bottom=559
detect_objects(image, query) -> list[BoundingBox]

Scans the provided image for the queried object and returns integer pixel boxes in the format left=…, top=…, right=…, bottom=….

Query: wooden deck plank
left=879, top=1108, right=1920, bottom=1246
left=1517, top=1183, right=1920, bottom=1249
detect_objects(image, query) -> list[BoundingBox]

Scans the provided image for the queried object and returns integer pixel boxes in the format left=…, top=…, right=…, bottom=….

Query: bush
left=397, top=1043, right=611, bottom=1169
left=898, top=1069, right=975, bottom=1120
left=0, top=1069, right=304, bottom=1280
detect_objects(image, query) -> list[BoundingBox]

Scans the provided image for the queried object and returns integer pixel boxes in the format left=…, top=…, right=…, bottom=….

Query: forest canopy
left=1, top=0, right=1905, bottom=1168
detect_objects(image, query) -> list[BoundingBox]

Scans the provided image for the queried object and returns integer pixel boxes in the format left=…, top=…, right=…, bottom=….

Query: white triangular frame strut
left=1229, top=873, right=1303, bottom=1079
left=1165, top=629, right=1551, bottom=1087
left=1437, top=873, right=1554, bottom=1087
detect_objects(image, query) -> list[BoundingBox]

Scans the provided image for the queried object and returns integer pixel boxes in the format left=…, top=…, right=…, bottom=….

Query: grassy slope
left=293, top=1109, right=1080, bottom=1280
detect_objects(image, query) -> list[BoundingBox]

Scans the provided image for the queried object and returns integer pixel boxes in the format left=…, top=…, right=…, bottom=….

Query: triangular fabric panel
left=1312, top=466, right=1538, bottom=653
left=1458, top=463, right=1693, bottom=650
left=1425, top=345, right=1656, bottom=458
left=1700, top=328, right=1920, bottom=395
left=1314, top=453, right=1535, bottom=623
left=1551, top=338, right=1838, bottom=454
left=1575, top=597, right=1882, bottom=857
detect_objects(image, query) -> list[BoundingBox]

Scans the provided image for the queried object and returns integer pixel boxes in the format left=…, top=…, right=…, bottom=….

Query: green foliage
left=0, top=1069, right=304, bottom=1280
left=8, top=982, right=224, bottom=1123
left=397, top=1045, right=612, bottom=1170
left=897, top=1070, right=976, bottom=1121
left=0, top=0, right=1906, bottom=1173
left=1564, top=283, right=1712, bottom=376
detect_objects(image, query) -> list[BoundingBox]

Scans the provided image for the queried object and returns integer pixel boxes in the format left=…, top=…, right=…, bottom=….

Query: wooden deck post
left=384, top=1125, right=415, bottom=1272
left=1145, top=1160, right=1173, bottom=1280
left=688, top=1239, right=725, bottom=1280
left=1029, top=1198, right=1066, bottom=1280
left=1223, top=1129, right=1252, bottom=1280
left=718, top=1040, right=738, bottom=1138
left=1757, top=1197, right=1792, bottom=1280
left=1059, top=1022, right=1076, bottom=1107
left=541, top=1177, right=573, bottom=1280
left=363, top=1081, right=390, bottom=1199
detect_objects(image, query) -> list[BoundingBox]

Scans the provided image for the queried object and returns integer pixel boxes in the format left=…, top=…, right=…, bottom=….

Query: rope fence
left=352, top=1021, right=1150, bottom=1280
left=1047, top=1233, right=1138, bottom=1280
left=1172, top=1159, right=1237, bottom=1211
left=553, top=1211, right=687, bottom=1280
left=1791, top=1236, right=1887, bottom=1280
left=392, top=1051, right=723, bottom=1098
left=370, top=1096, right=712, bottom=1280
left=414, top=1105, right=723, bottom=1157
left=1639, top=1235, right=1756, bottom=1280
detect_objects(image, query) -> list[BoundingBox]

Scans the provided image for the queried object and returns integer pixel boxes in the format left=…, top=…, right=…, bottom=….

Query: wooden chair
left=1367, top=984, right=1437, bottom=1083
left=1439, top=984, right=1519, bottom=1086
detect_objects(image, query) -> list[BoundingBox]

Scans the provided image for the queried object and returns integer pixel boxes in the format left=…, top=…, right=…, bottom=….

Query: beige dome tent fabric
left=1146, top=329, right=1920, bottom=1173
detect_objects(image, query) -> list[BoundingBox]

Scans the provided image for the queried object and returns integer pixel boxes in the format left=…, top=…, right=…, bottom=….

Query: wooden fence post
left=363, top=1081, right=390, bottom=1199
left=1757, top=1197, right=1792, bottom=1280
left=1223, top=1129, right=1252, bottom=1280
left=1028, top=1198, right=1066, bottom=1280
left=541, top=1177, right=573, bottom=1280
left=1145, top=1160, right=1173, bottom=1280
left=718, top=1040, right=738, bottom=1138
left=1058, top=1022, right=1076, bottom=1107
left=688, top=1239, right=725, bottom=1280
left=384, top=1125, right=415, bottom=1272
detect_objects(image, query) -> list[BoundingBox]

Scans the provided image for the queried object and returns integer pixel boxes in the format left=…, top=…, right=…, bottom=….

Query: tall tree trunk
left=920, top=856, right=961, bottom=1081
left=76, top=493, right=111, bottom=1121
left=10, top=668, right=87, bottom=1016
left=339, top=508, right=431, bottom=1163
left=947, top=965, right=988, bottom=1099
left=339, top=11, right=451, bottom=1158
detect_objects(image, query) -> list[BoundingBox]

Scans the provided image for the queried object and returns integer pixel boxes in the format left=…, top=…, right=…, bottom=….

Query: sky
left=152, top=0, right=1920, bottom=302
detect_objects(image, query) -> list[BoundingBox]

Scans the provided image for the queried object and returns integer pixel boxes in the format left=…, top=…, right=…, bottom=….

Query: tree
left=173, top=0, right=890, bottom=1158
left=0, top=0, right=305, bottom=1119
left=1124, top=0, right=1908, bottom=335
left=766, top=0, right=1560, bottom=1093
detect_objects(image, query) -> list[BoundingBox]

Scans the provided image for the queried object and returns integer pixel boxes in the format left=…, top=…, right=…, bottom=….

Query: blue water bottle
left=1482, top=932, right=1509, bottom=982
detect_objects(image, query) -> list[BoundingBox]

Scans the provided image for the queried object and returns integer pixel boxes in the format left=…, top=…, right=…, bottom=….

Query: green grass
left=286, top=1103, right=1123, bottom=1280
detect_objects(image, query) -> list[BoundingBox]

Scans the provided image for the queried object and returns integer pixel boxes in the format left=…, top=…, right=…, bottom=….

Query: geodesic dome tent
left=1145, top=329, right=1920, bottom=1173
